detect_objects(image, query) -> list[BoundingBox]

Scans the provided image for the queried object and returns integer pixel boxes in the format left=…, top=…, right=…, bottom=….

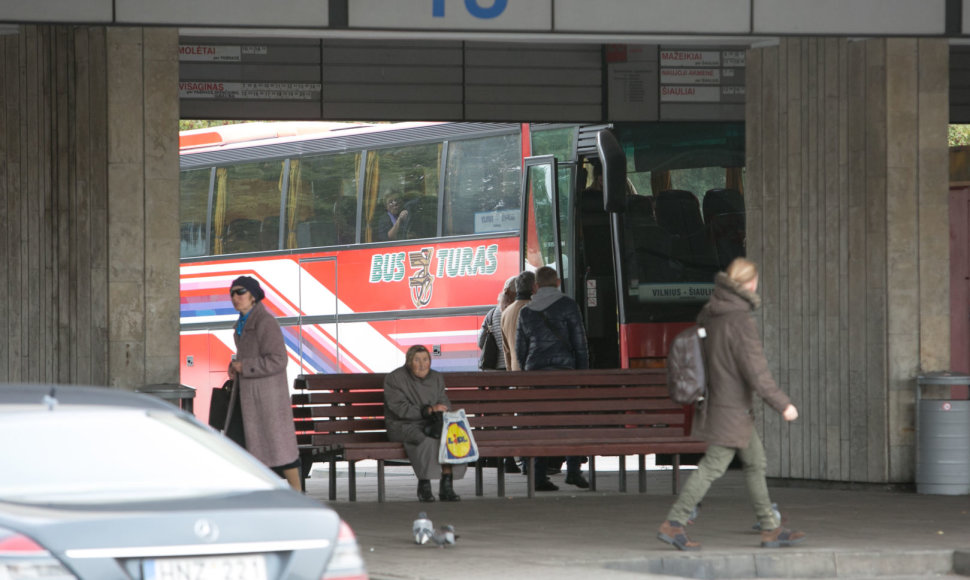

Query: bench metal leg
left=638, top=454, right=647, bottom=493
left=618, top=455, right=627, bottom=492
left=672, top=454, right=680, bottom=495
left=348, top=462, right=357, bottom=502
left=328, top=459, right=337, bottom=501
left=589, top=456, right=597, bottom=491
left=475, top=460, right=484, bottom=497
left=526, top=457, right=535, bottom=499
left=496, top=460, right=505, bottom=497
left=377, top=460, right=385, bottom=503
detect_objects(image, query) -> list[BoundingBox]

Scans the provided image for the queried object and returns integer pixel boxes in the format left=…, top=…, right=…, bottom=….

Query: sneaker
left=504, top=457, right=521, bottom=474
left=565, top=472, right=590, bottom=488
left=535, top=479, right=559, bottom=492
left=760, top=527, right=806, bottom=548
left=657, top=520, right=701, bottom=551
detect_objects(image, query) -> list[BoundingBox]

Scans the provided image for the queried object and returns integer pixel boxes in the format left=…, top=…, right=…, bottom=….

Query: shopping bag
left=209, top=379, right=246, bottom=448
left=208, top=379, right=233, bottom=430
left=438, top=409, right=479, bottom=464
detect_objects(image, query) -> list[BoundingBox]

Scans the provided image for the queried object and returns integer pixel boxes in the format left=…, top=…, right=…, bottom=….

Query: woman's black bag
left=208, top=379, right=246, bottom=448
left=478, top=331, right=499, bottom=370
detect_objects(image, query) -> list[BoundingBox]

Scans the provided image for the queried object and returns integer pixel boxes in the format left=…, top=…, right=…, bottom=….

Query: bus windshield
left=613, top=122, right=745, bottom=325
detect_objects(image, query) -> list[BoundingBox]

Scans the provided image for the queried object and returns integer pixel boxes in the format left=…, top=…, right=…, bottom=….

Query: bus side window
left=363, top=143, right=440, bottom=242
left=179, top=168, right=212, bottom=258
left=211, top=161, right=286, bottom=256
left=286, top=152, right=360, bottom=249
left=443, top=133, right=522, bottom=236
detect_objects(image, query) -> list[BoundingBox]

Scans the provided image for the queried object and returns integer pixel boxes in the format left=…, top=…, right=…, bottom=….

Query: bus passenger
left=374, top=194, right=410, bottom=241
left=384, top=344, right=466, bottom=502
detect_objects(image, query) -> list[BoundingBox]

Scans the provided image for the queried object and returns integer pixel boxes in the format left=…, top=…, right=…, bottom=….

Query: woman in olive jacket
left=657, top=258, right=805, bottom=551
left=225, top=275, right=301, bottom=491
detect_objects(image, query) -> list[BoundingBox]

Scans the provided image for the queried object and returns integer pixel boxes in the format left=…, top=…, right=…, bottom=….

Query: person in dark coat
left=657, top=258, right=806, bottom=551
left=515, top=266, right=590, bottom=491
left=384, top=344, right=466, bottom=502
left=226, top=275, right=302, bottom=491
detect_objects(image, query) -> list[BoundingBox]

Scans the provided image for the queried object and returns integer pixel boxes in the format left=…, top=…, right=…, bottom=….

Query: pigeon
left=412, top=512, right=434, bottom=545
left=430, top=524, right=457, bottom=547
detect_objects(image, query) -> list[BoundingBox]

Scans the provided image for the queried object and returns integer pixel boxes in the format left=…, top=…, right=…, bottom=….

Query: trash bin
left=916, top=372, right=970, bottom=495
left=137, top=383, right=197, bottom=414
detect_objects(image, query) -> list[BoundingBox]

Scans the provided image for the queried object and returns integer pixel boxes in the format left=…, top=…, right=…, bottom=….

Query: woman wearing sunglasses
left=225, top=275, right=302, bottom=491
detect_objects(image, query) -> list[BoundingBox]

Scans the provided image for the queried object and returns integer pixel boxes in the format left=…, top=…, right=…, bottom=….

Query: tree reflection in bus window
left=526, top=163, right=558, bottom=270
left=443, top=133, right=521, bottom=236
left=286, top=152, right=361, bottom=249
left=363, top=143, right=441, bottom=243
left=180, top=168, right=212, bottom=258
left=210, top=161, right=286, bottom=255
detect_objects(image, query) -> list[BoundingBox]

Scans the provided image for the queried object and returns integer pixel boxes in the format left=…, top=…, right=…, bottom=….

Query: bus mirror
left=596, top=129, right=627, bottom=213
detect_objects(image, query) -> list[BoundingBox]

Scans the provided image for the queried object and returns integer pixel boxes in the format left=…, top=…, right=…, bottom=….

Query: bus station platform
left=304, top=458, right=970, bottom=580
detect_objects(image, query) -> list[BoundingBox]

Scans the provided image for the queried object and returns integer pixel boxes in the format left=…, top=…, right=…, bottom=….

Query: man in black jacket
left=515, top=266, right=591, bottom=490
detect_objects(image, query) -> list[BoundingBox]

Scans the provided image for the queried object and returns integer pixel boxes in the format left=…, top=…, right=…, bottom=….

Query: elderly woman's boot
left=417, top=479, right=435, bottom=502
left=439, top=474, right=461, bottom=502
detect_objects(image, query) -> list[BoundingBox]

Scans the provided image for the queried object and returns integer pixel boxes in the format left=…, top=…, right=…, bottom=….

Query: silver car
left=0, top=384, right=368, bottom=580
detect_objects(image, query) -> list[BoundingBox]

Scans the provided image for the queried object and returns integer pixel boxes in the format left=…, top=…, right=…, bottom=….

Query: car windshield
left=0, top=406, right=283, bottom=504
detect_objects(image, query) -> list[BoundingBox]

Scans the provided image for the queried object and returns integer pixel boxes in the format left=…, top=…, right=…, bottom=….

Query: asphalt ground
left=304, top=457, right=970, bottom=580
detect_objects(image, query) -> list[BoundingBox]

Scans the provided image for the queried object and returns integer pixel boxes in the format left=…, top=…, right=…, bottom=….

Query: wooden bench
left=292, top=368, right=707, bottom=502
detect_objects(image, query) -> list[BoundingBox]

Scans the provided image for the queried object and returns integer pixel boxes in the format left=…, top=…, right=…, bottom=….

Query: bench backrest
left=292, top=369, right=694, bottom=448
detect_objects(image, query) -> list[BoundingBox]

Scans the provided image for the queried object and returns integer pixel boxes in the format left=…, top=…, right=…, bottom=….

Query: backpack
left=666, top=325, right=708, bottom=404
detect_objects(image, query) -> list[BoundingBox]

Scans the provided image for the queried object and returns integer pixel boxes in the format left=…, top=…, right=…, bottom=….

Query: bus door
left=297, top=257, right=342, bottom=373
left=520, top=156, right=563, bottom=275
left=575, top=160, right=620, bottom=369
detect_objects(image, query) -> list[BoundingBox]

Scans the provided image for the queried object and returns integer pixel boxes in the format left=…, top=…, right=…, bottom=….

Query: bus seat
left=703, top=188, right=746, bottom=269
left=624, top=194, right=673, bottom=283
left=225, top=218, right=261, bottom=254
left=296, top=220, right=337, bottom=248
left=654, top=190, right=716, bottom=281
left=654, top=189, right=704, bottom=236
left=403, top=196, right=437, bottom=239
left=260, top=216, right=280, bottom=251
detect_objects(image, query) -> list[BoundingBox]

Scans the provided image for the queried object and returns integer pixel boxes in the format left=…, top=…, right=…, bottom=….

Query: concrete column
left=106, top=27, right=180, bottom=390
left=747, top=37, right=949, bottom=484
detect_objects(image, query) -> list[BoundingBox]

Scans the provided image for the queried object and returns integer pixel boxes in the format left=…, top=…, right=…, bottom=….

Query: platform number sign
left=432, top=0, right=508, bottom=19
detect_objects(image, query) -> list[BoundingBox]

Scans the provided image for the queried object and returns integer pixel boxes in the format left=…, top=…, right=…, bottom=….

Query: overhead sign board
left=349, top=0, right=551, bottom=30
left=116, top=0, right=329, bottom=27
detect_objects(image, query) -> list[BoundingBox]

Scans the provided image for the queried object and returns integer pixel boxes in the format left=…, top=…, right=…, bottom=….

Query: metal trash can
left=916, top=372, right=970, bottom=495
left=137, top=383, right=197, bottom=414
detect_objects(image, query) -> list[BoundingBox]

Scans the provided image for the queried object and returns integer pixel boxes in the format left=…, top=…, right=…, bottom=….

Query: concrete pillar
left=106, top=27, right=180, bottom=389
left=747, top=38, right=949, bottom=484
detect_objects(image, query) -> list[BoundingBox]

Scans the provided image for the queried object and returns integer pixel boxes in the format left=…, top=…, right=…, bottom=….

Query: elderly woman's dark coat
left=692, top=273, right=791, bottom=449
left=383, top=366, right=467, bottom=480
left=224, top=301, right=299, bottom=468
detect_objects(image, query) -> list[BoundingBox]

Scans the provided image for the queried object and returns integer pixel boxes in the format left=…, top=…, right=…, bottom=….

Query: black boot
left=417, top=479, right=435, bottom=502
left=439, top=474, right=461, bottom=502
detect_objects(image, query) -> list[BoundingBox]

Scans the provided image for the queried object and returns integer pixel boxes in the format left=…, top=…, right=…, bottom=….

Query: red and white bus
left=179, top=121, right=746, bottom=421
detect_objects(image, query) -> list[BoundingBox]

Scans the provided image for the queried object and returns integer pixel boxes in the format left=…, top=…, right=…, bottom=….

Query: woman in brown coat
left=226, top=275, right=301, bottom=491
left=657, top=258, right=805, bottom=550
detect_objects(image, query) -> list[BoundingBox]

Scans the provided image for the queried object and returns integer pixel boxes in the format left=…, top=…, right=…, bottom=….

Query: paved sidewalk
left=304, top=458, right=970, bottom=580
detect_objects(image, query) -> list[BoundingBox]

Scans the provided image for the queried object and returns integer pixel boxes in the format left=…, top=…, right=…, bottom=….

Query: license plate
left=143, top=554, right=268, bottom=580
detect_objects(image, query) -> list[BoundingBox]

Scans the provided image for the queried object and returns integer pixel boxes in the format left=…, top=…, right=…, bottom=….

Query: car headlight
left=0, top=528, right=77, bottom=579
